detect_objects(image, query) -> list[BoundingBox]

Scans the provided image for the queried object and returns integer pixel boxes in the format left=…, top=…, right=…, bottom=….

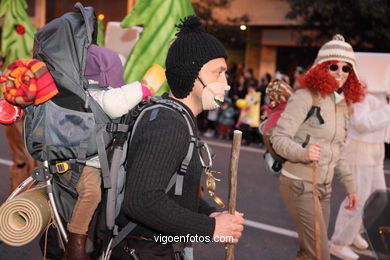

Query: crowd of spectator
left=198, top=62, right=305, bottom=147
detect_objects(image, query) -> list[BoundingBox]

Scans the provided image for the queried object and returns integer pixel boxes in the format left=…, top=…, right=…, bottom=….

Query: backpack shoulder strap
left=309, top=88, right=319, bottom=107
left=309, top=88, right=318, bottom=107
left=130, top=99, right=196, bottom=196
left=148, top=99, right=198, bottom=196
left=304, top=89, right=324, bottom=124
left=108, top=100, right=196, bottom=251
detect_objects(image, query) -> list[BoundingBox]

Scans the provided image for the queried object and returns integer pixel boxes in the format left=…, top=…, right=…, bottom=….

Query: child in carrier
left=262, top=79, right=294, bottom=133
left=261, top=79, right=294, bottom=174
left=0, top=46, right=148, bottom=259
left=63, top=44, right=154, bottom=260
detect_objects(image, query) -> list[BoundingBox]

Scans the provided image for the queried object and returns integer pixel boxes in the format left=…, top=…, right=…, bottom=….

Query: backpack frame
left=8, top=3, right=207, bottom=258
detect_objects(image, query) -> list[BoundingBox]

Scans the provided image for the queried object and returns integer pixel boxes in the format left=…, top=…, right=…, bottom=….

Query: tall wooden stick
left=225, top=130, right=242, bottom=260
left=312, top=161, right=321, bottom=260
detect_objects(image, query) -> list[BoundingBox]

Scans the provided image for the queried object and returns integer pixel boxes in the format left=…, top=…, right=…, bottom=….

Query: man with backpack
left=111, top=16, right=244, bottom=259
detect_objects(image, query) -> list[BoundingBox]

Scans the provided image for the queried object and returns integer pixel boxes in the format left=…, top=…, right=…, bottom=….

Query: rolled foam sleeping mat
left=0, top=187, right=51, bottom=246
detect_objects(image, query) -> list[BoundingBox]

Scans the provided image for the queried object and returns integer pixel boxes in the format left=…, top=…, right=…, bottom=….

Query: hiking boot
left=330, top=243, right=359, bottom=260
left=64, top=232, right=91, bottom=260
left=352, top=234, right=369, bottom=250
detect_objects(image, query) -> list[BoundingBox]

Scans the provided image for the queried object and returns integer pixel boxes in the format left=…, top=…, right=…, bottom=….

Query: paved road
left=0, top=129, right=389, bottom=259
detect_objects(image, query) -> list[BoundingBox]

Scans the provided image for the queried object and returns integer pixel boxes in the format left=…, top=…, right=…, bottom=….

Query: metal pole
left=7, top=176, right=34, bottom=200
left=44, top=161, right=68, bottom=243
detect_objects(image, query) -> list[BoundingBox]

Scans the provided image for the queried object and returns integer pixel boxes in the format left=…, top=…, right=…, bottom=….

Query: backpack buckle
left=55, top=162, right=69, bottom=174
left=106, top=123, right=118, bottom=133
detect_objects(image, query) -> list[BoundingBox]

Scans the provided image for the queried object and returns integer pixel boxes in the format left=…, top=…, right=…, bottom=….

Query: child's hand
left=141, top=80, right=155, bottom=96
left=141, top=64, right=166, bottom=96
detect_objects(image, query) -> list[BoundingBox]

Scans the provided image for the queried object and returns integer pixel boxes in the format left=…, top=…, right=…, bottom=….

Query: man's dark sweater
left=120, top=96, right=216, bottom=239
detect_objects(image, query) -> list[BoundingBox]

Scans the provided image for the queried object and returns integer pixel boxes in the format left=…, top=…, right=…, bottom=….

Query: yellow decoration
left=235, top=99, right=247, bottom=109
left=98, top=14, right=105, bottom=21
left=141, top=64, right=166, bottom=96
left=245, top=92, right=261, bottom=127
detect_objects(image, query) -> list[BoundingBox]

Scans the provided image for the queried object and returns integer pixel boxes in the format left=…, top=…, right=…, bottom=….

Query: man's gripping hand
left=211, top=211, right=244, bottom=244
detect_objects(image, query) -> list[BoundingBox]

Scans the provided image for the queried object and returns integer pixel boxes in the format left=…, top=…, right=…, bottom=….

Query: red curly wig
left=299, top=60, right=365, bottom=104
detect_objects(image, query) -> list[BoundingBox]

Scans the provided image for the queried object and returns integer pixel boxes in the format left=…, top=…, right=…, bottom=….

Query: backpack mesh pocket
left=24, top=100, right=103, bottom=161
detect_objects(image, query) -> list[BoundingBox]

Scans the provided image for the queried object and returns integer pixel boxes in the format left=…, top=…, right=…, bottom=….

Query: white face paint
left=196, top=58, right=230, bottom=111
left=201, top=83, right=228, bottom=110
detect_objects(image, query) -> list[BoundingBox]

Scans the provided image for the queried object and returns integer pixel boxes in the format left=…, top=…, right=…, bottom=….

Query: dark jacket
left=119, top=95, right=216, bottom=239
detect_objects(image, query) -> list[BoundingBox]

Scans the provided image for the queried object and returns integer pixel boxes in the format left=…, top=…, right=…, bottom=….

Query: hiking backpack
left=262, top=88, right=324, bottom=177
left=23, top=3, right=123, bottom=225
left=24, top=4, right=202, bottom=258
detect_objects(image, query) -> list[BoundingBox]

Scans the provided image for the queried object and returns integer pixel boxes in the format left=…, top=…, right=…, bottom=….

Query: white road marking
left=244, top=219, right=378, bottom=259
left=244, top=219, right=298, bottom=238
left=206, top=139, right=390, bottom=175
left=205, top=139, right=265, bottom=154
left=0, top=158, right=12, bottom=166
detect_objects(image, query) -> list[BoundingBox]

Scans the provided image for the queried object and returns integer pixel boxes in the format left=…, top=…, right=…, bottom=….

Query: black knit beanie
left=165, top=16, right=227, bottom=98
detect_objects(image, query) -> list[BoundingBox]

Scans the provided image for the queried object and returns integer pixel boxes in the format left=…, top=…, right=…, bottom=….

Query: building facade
left=24, top=0, right=315, bottom=83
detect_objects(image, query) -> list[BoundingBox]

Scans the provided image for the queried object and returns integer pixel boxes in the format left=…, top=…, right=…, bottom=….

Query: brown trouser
left=67, top=166, right=102, bottom=235
left=280, top=175, right=331, bottom=260
left=4, top=120, right=37, bottom=193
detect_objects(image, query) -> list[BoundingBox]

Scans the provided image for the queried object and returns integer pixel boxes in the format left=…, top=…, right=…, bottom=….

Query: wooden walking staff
left=225, top=130, right=242, bottom=260
left=312, top=161, right=321, bottom=260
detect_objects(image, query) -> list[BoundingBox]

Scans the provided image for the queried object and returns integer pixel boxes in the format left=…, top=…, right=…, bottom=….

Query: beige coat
left=270, top=88, right=355, bottom=194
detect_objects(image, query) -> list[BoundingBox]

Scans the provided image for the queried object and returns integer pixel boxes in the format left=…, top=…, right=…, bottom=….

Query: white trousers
left=331, top=164, right=386, bottom=246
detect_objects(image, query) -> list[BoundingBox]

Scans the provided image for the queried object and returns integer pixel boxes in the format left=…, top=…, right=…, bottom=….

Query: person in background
left=203, top=109, right=219, bottom=138
left=231, top=75, right=247, bottom=103
left=258, top=73, right=272, bottom=107
left=293, top=66, right=306, bottom=89
left=237, top=85, right=262, bottom=146
left=330, top=78, right=390, bottom=260
left=275, top=70, right=290, bottom=84
left=244, top=68, right=258, bottom=89
left=217, top=98, right=236, bottom=139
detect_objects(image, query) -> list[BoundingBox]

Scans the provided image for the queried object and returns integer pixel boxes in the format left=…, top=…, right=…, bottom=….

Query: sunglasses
left=329, top=64, right=352, bottom=73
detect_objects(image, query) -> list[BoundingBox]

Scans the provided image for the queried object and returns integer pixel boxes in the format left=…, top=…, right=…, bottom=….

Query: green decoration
left=0, top=0, right=36, bottom=70
left=97, top=16, right=104, bottom=47
left=121, top=0, right=195, bottom=95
